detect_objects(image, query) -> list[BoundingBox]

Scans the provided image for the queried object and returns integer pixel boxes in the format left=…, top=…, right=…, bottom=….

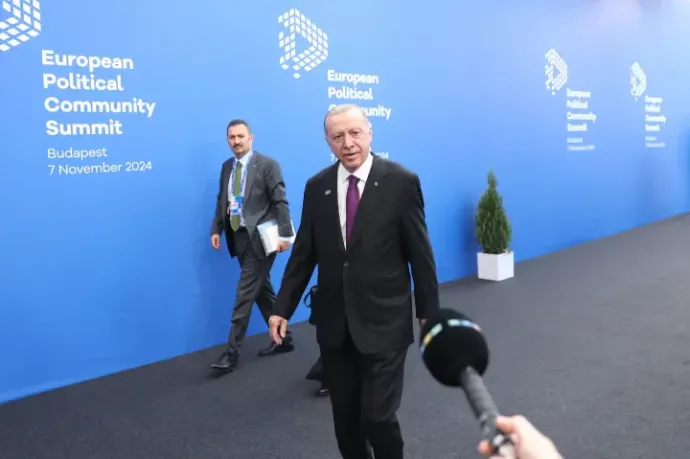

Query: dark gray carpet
left=2, top=214, right=690, bottom=459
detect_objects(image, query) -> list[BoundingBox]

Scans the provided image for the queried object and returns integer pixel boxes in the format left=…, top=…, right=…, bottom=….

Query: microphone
left=419, top=308, right=516, bottom=459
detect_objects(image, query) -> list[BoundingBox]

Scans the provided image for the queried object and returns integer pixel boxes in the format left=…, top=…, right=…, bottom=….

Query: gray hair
left=323, top=104, right=372, bottom=133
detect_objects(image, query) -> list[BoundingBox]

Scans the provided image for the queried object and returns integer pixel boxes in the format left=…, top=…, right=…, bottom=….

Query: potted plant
left=475, top=169, right=514, bottom=281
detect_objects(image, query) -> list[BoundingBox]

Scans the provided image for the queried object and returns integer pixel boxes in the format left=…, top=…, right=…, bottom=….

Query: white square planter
left=477, top=251, right=514, bottom=282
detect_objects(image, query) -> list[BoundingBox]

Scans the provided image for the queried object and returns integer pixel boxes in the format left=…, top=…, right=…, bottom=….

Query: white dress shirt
left=228, top=150, right=253, bottom=228
left=336, top=152, right=373, bottom=247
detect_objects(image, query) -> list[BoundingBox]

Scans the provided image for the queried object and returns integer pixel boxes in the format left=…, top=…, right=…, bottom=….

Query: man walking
left=210, top=119, right=295, bottom=372
left=269, top=105, right=440, bottom=458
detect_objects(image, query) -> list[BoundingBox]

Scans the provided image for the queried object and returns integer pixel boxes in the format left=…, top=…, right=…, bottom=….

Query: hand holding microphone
left=478, top=415, right=563, bottom=459
left=419, top=309, right=563, bottom=459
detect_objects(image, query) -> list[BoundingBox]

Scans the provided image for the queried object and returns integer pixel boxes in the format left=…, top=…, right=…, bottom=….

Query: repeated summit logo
left=545, top=48, right=567, bottom=95
left=0, top=0, right=41, bottom=52
left=630, top=61, right=647, bottom=100
left=277, top=8, right=328, bottom=79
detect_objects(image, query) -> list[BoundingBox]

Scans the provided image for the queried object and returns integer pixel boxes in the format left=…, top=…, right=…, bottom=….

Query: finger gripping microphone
left=419, top=308, right=516, bottom=459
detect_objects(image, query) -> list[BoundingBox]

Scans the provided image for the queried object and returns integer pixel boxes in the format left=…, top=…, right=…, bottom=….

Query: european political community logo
left=545, top=48, right=567, bottom=95
left=630, top=62, right=647, bottom=100
left=0, top=0, right=41, bottom=52
left=278, top=8, right=328, bottom=79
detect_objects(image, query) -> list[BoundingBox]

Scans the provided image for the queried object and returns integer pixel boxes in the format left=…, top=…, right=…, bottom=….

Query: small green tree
left=475, top=169, right=512, bottom=254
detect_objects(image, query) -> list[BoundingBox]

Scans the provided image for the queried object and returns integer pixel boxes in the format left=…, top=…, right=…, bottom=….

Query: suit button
left=343, top=262, right=349, bottom=267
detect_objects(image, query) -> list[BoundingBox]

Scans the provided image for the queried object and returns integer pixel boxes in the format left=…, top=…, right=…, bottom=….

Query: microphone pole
left=418, top=308, right=517, bottom=458
left=460, top=367, right=516, bottom=459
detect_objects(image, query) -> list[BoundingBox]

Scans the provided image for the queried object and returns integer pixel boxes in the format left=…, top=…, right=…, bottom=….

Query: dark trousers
left=226, top=228, right=276, bottom=354
left=321, top=329, right=407, bottom=459
left=306, top=355, right=325, bottom=382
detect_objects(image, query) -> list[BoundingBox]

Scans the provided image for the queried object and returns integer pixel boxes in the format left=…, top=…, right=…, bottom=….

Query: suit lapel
left=244, top=152, right=260, bottom=196
left=347, top=156, right=387, bottom=251
left=323, top=164, right=346, bottom=253
left=222, top=159, right=233, bottom=203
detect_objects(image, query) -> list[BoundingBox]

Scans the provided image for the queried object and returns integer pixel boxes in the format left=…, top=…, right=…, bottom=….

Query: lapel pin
left=374, top=181, right=379, bottom=186
left=325, top=189, right=332, bottom=195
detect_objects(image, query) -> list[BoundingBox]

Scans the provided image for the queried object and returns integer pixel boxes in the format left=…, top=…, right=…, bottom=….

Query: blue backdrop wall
left=1, top=0, right=689, bottom=403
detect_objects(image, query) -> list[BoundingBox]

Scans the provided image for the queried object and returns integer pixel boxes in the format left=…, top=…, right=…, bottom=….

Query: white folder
left=256, top=219, right=296, bottom=255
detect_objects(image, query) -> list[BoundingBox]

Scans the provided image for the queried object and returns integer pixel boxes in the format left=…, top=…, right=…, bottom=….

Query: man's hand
left=211, top=234, right=221, bottom=250
left=418, top=318, right=427, bottom=331
left=477, top=415, right=563, bottom=459
left=276, top=240, right=290, bottom=253
left=268, top=315, right=288, bottom=345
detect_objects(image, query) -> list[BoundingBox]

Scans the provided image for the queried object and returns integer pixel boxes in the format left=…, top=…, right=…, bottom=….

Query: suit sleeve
left=210, top=164, right=225, bottom=236
left=400, top=173, right=440, bottom=320
left=264, top=159, right=294, bottom=238
left=274, top=182, right=318, bottom=320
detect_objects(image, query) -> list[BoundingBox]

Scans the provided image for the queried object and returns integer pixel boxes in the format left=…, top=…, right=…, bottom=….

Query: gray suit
left=210, top=150, right=294, bottom=355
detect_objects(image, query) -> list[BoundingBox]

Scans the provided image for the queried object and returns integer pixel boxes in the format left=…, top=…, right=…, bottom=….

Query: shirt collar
left=235, top=150, right=253, bottom=166
left=338, top=151, right=374, bottom=184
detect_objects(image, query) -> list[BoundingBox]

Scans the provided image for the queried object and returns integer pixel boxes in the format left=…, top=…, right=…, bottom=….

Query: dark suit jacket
left=210, top=151, right=293, bottom=258
left=274, top=154, right=440, bottom=354
left=303, top=285, right=318, bottom=325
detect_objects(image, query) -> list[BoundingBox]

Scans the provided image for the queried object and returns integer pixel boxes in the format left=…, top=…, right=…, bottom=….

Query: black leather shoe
left=210, top=352, right=238, bottom=372
left=315, top=384, right=330, bottom=397
left=257, top=335, right=295, bottom=357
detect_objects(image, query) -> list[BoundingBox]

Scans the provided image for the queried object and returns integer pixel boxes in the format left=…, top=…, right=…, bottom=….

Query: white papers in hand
left=256, top=219, right=296, bottom=255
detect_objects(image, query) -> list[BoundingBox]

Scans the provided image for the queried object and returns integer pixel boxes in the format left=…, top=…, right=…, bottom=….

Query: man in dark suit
left=210, top=119, right=295, bottom=372
left=268, top=105, right=440, bottom=459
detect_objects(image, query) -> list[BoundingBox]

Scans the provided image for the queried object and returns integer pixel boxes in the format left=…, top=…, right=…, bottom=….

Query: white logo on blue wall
left=278, top=8, right=328, bottom=79
left=0, top=0, right=41, bottom=52
left=545, top=48, right=567, bottom=95
left=630, top=62, right=646, bottom=100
